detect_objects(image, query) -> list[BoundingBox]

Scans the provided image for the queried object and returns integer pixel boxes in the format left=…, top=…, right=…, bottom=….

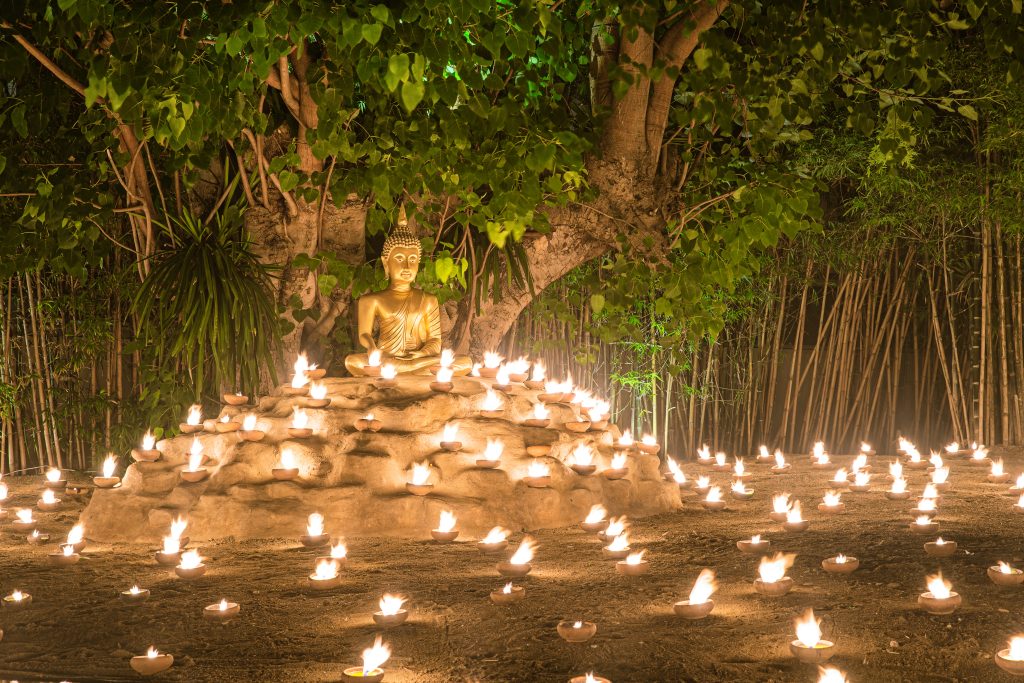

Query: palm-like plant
left=133, top=204, right=279, bottom=399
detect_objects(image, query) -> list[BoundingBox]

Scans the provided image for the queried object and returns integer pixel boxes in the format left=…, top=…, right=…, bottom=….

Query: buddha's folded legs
left=345, top=353, right=475, bottom=377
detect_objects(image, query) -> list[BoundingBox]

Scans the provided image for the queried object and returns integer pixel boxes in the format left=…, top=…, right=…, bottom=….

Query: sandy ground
left=2, top=448, right=1024, bottom=683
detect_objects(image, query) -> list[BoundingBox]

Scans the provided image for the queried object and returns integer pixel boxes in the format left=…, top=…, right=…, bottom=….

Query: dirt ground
left=2, top=447, right=1024, bottom=683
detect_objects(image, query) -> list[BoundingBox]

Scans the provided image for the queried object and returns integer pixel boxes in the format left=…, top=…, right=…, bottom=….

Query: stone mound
left=82, top=376, right=681, bottom=543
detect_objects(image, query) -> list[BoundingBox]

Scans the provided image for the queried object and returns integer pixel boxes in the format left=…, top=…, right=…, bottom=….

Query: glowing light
left=666, top=457, right=687, bottom=483
left=889, top=461, right=903, bottom=479
left=794, top=609, right=823, bottom=648
left=571, top=444, right=595, bottom=467
left=330, top=542, right=348, bottom=559
left=179, top=549, right=202, bottom=570
left=759, top=445, right=770, bottom=459
left=812, top=441, right=826, bottom=459
left=484, top=351, right=503, bottom=369
left=482, top=438, right=504, bottom=462
left=530, top=361, right=546, bottom=382
left=714, top=452, right=727, bottom=467
left=291, top=354, right=310, bottom=388
left=162, top=535, right=180, bottom=554
left=527, top=461, right=550, bottom=478
left=972, top=444, right=989, bottom=461
left=410, top=462, right=431, bottom=486
left=171, top=516, right=188, bottom=540
left=187, top=438, right=204, bottom=472
left=688, top=569, right=717, bottom=604
left=610, top=452, right=628, bottom=470
left=67, top=524, right=84, bottom=545
left=380, top=364, right=397, bottom=380
left=926, top=571, right=952, bottom=599
left=705, top=486, right=723, bottom=503
left=697, top=445, right=711, bottom=460
left=604, top=517, right=627, bottom=537
left=378, top=594, right=406, bottom=615
left=731, top=481, right=749, bottom=495
left=142, top=431, right=156, bottom=450
left=695, top=475, right=710, bottom=489
left=41, top=489, right=57, bottom=505
left=1007, top=636, right=1024, bottom=661
left=361, top=635, right=391, bottom=676
left=641, top=434, right=657, bottom=446
left=860, top=442, right=872, bottom=453
left=147, top=647, right=160, bottom=659
left=584, top=505, right=607, bottom=524
left=786, top=500, right=804, bottom=523
left=929, top=452, right=943, bottom=469
left=758, top=552, right=796, bottom=583
left=853, top=471, right=870, bottom=487
left=440, top=349, right=455, bottom=368
left=508, top=537, right=537, bottom=565
left=818, top=666, right=848, bottom=683
left=832, top=468, right=848, bottom=484
left=606, top=533, right=630, bottom=552
left=733, top=458, right=746, bottom=476
left=307, top=512, right=325, bottom=537
left=508, top=356, right=530, bottom=376
left=129, top=585, right=142, bottom=595
left=774, top=451, right=787, bottom=468
left=436, top=366, right=454, bottom=383
left=851, top=454, right=868, bottom=472
left=482, top=390, right=503, bottom=412
left=314, top=558, right=339, bottom=580
left=186, top=405, right=202, bottom=426
left=822, top=490, right=842, bottom=506
left=999, top=561, right=1015, bottom=574
left=993, top=459, right=1006, bottom=476
left=279, top=448, right=297, bottom=470
left=309, top=382, right=328, bottom=400
left=16, top=509, right=33, bottom=523
left=618, top=430, right=634, bottom=448
left=442, top=423, right=459, bottom=442
left=495, top=364, right=511, bottom=386
left=368, top=349, right=382, bottom=367
left=890, top=476, right=908, bottom=494
left=931, top=467, right=949, bottom=484
left=45, top=468, right=61, bottom=483
left=436, top=510, right=457, bottom=533
left=101, top=454, right=117, bottom=479
left=834, top=554, right=848, bottom=564
left=62, top=544, right=75, bottom=557
left=772, top=493, right=792, bottom=514
left=914, top=515, right=933, bottom=526
left=481, top=527, right=509, bottom=544
left=624, top=550, right=646, bottom=565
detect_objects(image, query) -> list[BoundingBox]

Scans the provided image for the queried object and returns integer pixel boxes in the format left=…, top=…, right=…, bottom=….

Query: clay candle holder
left=306, top=366, right=326, bottom=380
left=524, top=402, right=551, bottom=428
left=570, top=444, right=597, bottom=476
left=287, top=406, right=314, bottom=438
left=557, top=620, right=597, bottom=643
left=886, top=477, right=911, bottom=500
left=989, top=459, right=1012, bottom=483
left=783, top=501, right=809, bottom=532
left=995, top=636, right=1024, bottom=676
left=480, top=352, right=503, bottom=378
left=37, top=489, right=61, bottom=511
left=341, top=636, right=390, bottom=683
left=273, top=448, right=300, bottom=480
left=523, top=461, right=551, bottom=488
left=406, top=462, right=434, bottom=495
left=204, top=599, right=240, bottom=622
left=26, top=530, right=49, bottom=545
left=13, top=509, right=36, bottom=532
left=121, top=586, right=151, bottom=604
left=754, top=553, right=795, bottom=596
left=237, top=413, right=266, bottom=441
left=431, top=510, right=459, bottom=542
left=601, top=533, right=631, bottom=560
left=696, top=445, right=713, bottom=465
left=736, top=535, right=770, bottom=554
left=602, top=452, right=629, bottom=480
left=439, top=423, right=462, bottom=451
left=580, top=505, right=608, bottom=533
left=476, top=438, right=504, bottom=469
left=506, top=357, right=530, bottom=383
left=673, top=569, right=717, bottom=618
left=756, top=445, right=775, bottom=464
left=789, top=609, right=835, bottom=664
left=525, top=362, right=546, bottom=390
left=223, top=392, right=248, bottom=406
left=155, top=536, right=182, bottom=566
left=711, top=453, right=731, bottom=472
left=730, top=481, right=753, bottom=501
left=918, top=572, right=961, bottom=615
left=133, top=430, right=162, bottom=462
left=598, top=517, right=627, bottom=543
left=373, top=594, right=408, bottom=628
left=430, top=365, right=454, bottom=393
left=64, top=524, right=86, bottom=553
left=315, top=542, right=349, bottom=569
left=48, top=544, right=80, bottom=566
left=2, top=590, right=31, bottom=609
left=179, top=405, right=204, bottom=433
left=180, top=437, right=208, bottom=483
left=769, top=494, right=792, bottom=523
left=989, top=562, right=1024, bottom=587
left=479, top=389, right=505, bottom=418
left=637, top=435, right=660, bottom=455
left=701, top=487, right=727, bottom=511
left=731, top=458, right=752, bottom=482
left=490, top=583, right=526, bottom=605
left=911, top=516, right=939, bottom=534
left=565, top=420, right=591, bottom=433
left=924, top=538, right=957, bottom=557
left=848, top=472, right=871, bottom=493
left=821, top=554, right=859, bottom=574
left=665, top=457, right=691, bottom=488
left=817, top=491, right=845, bottom=514
left=692, top=476, right=711, bottom=496
left=215, top=414, right=241, bottom=433
left=355, top=414, right=383, bottom=432
left=130, top=648, right=174, bottom=676
left=497, top=537, right=536, bottom=577
left=308, top=558, right=342, bottom=591
left=301, top=513, right=330, bottom=547
left=174, top=549, right=207, bottom=579
left=94, top=453, right=121, bottom=488
left=477, top=527, right=509, bottom=554
left=615, top=550, right=649, bottom=576
left=305, top=382, right=331, bottom=408
left=771, top=451, right=791, bottom=474
left=44, top=466, right=67, bottom=489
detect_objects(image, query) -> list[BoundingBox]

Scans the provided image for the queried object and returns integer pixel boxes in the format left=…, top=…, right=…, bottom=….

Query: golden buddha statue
left=344, top=209, right=472, bottom=377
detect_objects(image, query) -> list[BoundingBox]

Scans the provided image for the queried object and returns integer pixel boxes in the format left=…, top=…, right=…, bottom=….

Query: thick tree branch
left=645, top=1, right=728, bottom=173
left=600, top=25, right=655, bottom=165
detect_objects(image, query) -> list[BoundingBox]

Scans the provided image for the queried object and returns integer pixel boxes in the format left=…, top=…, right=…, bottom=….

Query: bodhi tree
left=0, top=0, right=1017, bottom=388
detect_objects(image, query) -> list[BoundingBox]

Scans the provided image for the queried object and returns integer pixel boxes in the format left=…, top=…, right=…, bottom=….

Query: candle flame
left=823, top=490, right=842, bottom=506
left=786, top=500, right=804, bottom=523
left=775, top=450, right=787, bottom=468
left=666, top=457, right=686, bottom=483
left=851, top=454, right=868, bottom=472
left=129, top=585, right=141, bottom=594
left=147, top=646, right=160, bottom=658
left=10, top=590, right=23, bottom=601
left=606, top=533, right=630, bottom=552
left=330, top=541, right=347, bottom=559
left=772, top=493, right=792, bottom=514
left=688, top=568, right=717, bottom=604
left=705, top=486, right=723, bottom=503
left=436, top=365, right=454, bottom=383
left=999, top=561, right=1015, bottom=574
left=812, top=441, right=826, bottom=459
left=750, top=534, right=761, bottom=543
left=916, top=498, right=936, bottom=512
left=291, top=407, right=309, bottom=430
left=926, top=571, right=952, bottom=599
left=1008, top=636, right=1024, bottom=661
left=795, top=608, right=823, bottom=648
left=935, top=537, right=947, bottom=545
left=605, top=516, right=627, bottom=537
left=62, top=544, right=74, bottom=556
left=758, top=552, right=796, bottom=583
left=309, top=382, right=327, bottom=400
left=610, top=452, right=628, bottom=470
left=1016, top=473, right=1024, bottom=489
left=508, top=536, right=537, bottom=565
left=361, top=635, right=391, bottom=675
left=860, top=442, right=872, bottom=453
left=921, top=483, right=939, bottom=499
left=532, top=403, right=550, bottom=420
left=572, top=443, right=595, bottom=467
left=186, top=405, right=202, bottom=425
left=734, top=458, right=746, bottom=476
left=280, top=448, right=297, bottom=470
left=380, top=363, right=397, bottom=380
left=188, top=439, right=204, bottom=472
left=853, top=471, right=870, bottom=486
left=931, top=467, right=949, bottom=484
left=179, top=549, right=202, bottom=570
left=832, top=468, right=848, bottom=483
left=314, top=558, right=338, bottom=580
left=242, top=413, right=257, bottom=432
left=502, top=582, right=513, bottom=594
left=759, top=445, right=770, bottom=458
left=368, top=349, right=382, bottom=367
left=527, top=460, right=550, bottom=478
left=495, top=364, right=511, bottom=386
left=483, top=439, right=504, bottom=462
left=16, top=508, right=32, bottom=523
left=730, top=481, right=749, bottom=495
left=45, top=467, right=61, bottom=483
left=482, top=390, right=502, bottom=412
left=41, top=489, right=56, bottom=505
left=907, top=448, right=922, bottom=463
left=929, top=452, right=943, bottom=469
left=584, top=504, right=607, bottom=524
left=890, top=476, right=908, bottom=494
left=588, top=400, right=610, bottom=422
left=817, top=667, right=848, bottom=683
left=307, top=512, right=325, bottom=537
left=835, top=553, right=847, bottom=564
left=440, top=349, right=455, bottom=368
left=695, top=475, right=710, bottom=488
left=171, top=516, right=188, bottom=539
left=410, top=462, right=431, bottom=486
left=437, top=510, right=457, bottom=533
left=641, top=434, right=657, bottom=446
left=530, top=360, right=546, bottom=382
left=889, top=461, right=903, bottom=479
left=142, top=430, right=156, bottom=450
left=697, top=444, right=711, bottom=460
left=898, top=436, right=914, bottom=452
left=624, top=550, right=646, bottom=565
left=484, top=351, right=503, bottom=369
left=162, top=535, right=180, bottom=554
left=67, top=523, right=83, bottom=545
left=972, top=445, right=989, bottom=460
left=102, top=454, right=117, bottom=478
left=992, top=458, right=1006, bottom=476
left=914, top=515, right=933, bottom=526
left=218, top=598, right=229, bottom=611
left=482, top=527, right=508, bottom=544
left=378, top=594, right=406, bottom=615
left=714, top=452, right=727, bottom=467
left=619, top=430, right=634, bottom=448
left=442, top=422, right=459, bottom=442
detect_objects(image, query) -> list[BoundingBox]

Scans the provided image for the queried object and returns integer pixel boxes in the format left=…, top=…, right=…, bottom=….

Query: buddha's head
left=381, top=208, right=421, bottom=286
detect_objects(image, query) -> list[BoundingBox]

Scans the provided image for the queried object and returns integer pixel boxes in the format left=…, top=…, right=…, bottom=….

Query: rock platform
left=81, top=376, right=681, bottom=542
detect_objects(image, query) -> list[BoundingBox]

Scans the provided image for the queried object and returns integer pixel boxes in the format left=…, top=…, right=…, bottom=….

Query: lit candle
left=367, top=349, right=382, bottom=370
left=945, top=441, right=960, bottom=455
left=696, top=444, right=712, bottom=463
left=65, top=523, right=85, bottom=552
left=506, top=355, right=532, bottom=382
left=757, top=444, right=773, bottom=463
left=215, top=413, right=240, bottom=433
left=886, top=475, right=910, bottom=499
left=905, top=446, right=926, bottom=468
left=431, top=365, right=455, bottom=391
left=712, top=452, right=730, bottom=471
left=13, top=508, right=36, bottom=532
left=529, top=360, right=546, bottom=385
left=995, top=635, right=1024, bottom=675
left=301, top=512, right=330, bottom=547
left=306, top=381, right=330, bottom=407
left=439, top=422, right=461, bottom=450
left=811, top=441, right=830, bottom=467
left=736, top=534, right=770, bottom=553
left=693, top=475, right=711, bottom=495
left=673, top=568, right=717, bottom=619
left=480, top=389, right=503, bottom=415
left=372, top=594, right=409, bottom=628
left=588, top=400, right=610, bottom=425
left=120, top=584, right=151, bottom=604
left=570, top=443, right=597, bottom=476
left=618, top=430, right=635, bottom=450
left=431, top=510, right=459, bottom=542
left=818, top=490, right=844, bottom=513
left=475, top=438, right=503, bottom=469
left=341, top=635, right=390, bottom=682
left=603, top=452, right=629, bottom=480
left=730, top=480, right=753, bottom=501
left=156, top=533, right=182, bottom=565
left=203, top=598, right=241, bottom=622
left=482, top=351, right=504, bottom=374
left=783, top=500, right=809, bottom=531
left=930, top=466, right=951, bottom=491
left=3, top=589, right=31, bottom=608
left=489, top=581, right=526, bottom=605
left=556, top=619, right=598, bottom=643
left=47, top=541, right=80, bottom=567
left=477, top=527, right=510, bottom=554
left=581, top=504, right=608, bottom=533
left=528, top=402, right=551, bottom=427
left=308, top=557, right=342, bottom=591
left=497, top=536, right=537, bottom=577
left=239, top=413, right=265, bottom=441
left=288, top=407, right=313, bottom=437
left=524, top=460, right=551, bottom=488
left=174, top=548, right=207, bottom=579
left=821, top=552, right=859, bottom=574
left=769, top=493, right=792, bottom=522
left=129, top=647, right=174, bottom=676
left=771, top=450, right=791, bottom=474
left=789, top=608, right=835, bottom=663
left=702, top=486, right=726, bottom=511
left=494, top=364, right=511, bottom=389
left=665, top=457, right=689, bottom=486
left=918, top=571, right=960, bottom=614
left=969, top=444, right=990, bottom=465
left=273, top=448, right=300, bottom=480
left=180, top=437, right=208, bottom=482
left=1011, top=472, right=1024, bottom=493
left=911, top=514, right=939, bottom=533
left=378, top=363, right=397, bottom=382
left=848, top=470, right=871, bottom=492
left=600, top=516, right=628, bottom=543
left=988, top=561, right=1024, bottom=587
left=924, top=536, right=957, bottom=557
left=615, top=549, right=649, bottom=576
left=637, top=434, right=660, bottom=455
left=404, top=462, right=433, bottom=496
left=990, top=458, right=1011, bottom=483
left=818, top=667, right=848, bottom=683
left=754, top=552, right=796, bottom=596
left=181, top=404, right=203, bottom=432
left=732, top=457, right=749, bottom=480
left=860, top=441, right=874, bottom=455
left=94, top=454, right=121, bottom=488
left=37, top=487, right=61, bottom=511
left=929, top=452, right=943, bottom=470
left=602, top=532, right=631, bottom=559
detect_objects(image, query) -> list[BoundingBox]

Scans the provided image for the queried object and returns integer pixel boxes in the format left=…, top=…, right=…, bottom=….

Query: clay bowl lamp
left=496, top=537, right=536, bottom=577
left=730, top=484, right=754, bottom=501
left=526, top=444, right=552, bottom=457
left=281, top=383, right=310, bottom=397
left=120, top=586, right=151, bottom=605
left=989, top=562, right=1024, bottom=587
left=223, top=392, right=248, bottom=406
left=440, top=440, right=462, bottom=452
left=215, top=417, right=241, bottom=434
left=995, top=637, right=1024, bottom=676
left=911, top=517, right=940, bottom=534
left=93, top=453, right=122, bottom=488
left=288, top=426, right=313, bottom=439
left=180, top=467, right=209, bottom=484
left=438, top=422, right=462, bottom=452
left=754, top=576, right=793, bottom=596
left=174, top=550, right=207, bottom=580
left=308, top=559, right=342, bottom=591
left=26, top=530, right=49, bottom=545
left=431, top=511, right=459, bottom=542
left=272, top=450, right=300, bottom=481
left=565, top=420, right=591, bottom=434
left=355, top=415, right=383, bottom=432
left=569, top=672, right=611, bottom=683
left=237, top=414, right=266, bottom=442
left=13, top=510, right=37, bottom=533
left=580, top=506, right=608, bottom=533
left=431, top=528, right=459, bottom=542
left=918, top=573, right=961, bottom=615
left=523, top=462, right=552, bottom=488
left=301, top=514, right=331, bottom=548
left=429, top=379, right=454, bottom=393
left=155, top=542, right=181, bottom=566
left=477, top=528, right=509, bottom=554
left=782, top=512, right=809, bottom=532
left=789, top=609, right=835, bottom=664
left=204, top=599, right=241, bottom=622
left=490, top=583, right=526, bottom=605
left=406, top=482, right=433, bottom=496
left=315, top=542, right=348, bottom=569
left=431, top=365, right=455, bottom=393
left=304, top=382, right=331, bottom=408
left=736, top=536, right=770, bottom=554
left=2, top=590, right=31, bottom=609
left=48, top=544, right=80, bottom=567
left=602, top=454, right=629, bottom=481
left=615, top=551, right=649, bottom=576
left=601, top=535, right=631, bottom=560
left=924, top=538, right=957, bottom=557
left=701, top=487, right=727, bottom=511
left=306, top=367, right=327, bottom=380
left=523, top=416, right=551, bottom=428
left=673, top=598, right=715, bottom=620
left=711, top=460, right=732, bottom=473
left=37, top=490, right=61, bottom=512
left=557, top=620, right=597, bottom=643
left=130, top=648, right=174, bottom=677
left=821, top=555, right=859, bottom=574
left=179, top=417, right=204, bottom=434
left=372, top=595, right=408, bottom=628
left=572, top=463, right=597, bottom=476
left=637, top=436, right=660, bottom=455
left=132, top=447, right=161, bottom=462
left=886, top=488, right=911, bottom=500
left=406, top=463, right=434, bottom=495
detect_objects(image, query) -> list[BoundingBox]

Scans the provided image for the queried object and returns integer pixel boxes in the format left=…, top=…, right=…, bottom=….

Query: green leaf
left=317, top=273, right=339, bottom=297
left=371, top=5, right=391, bottom=23
left=693, top=48, right=712, bottom=70
left=590, top=293, right=605, bottom=314
left=957, top=104, right=979, bottom=121
left=226, top=33, right=244, bottom=55
left=362, top=23, right=383, bottom=45
left=83, top=76, right=106, bottom=107
left=401, top=80, right=425, bottom=112
left=385, top=53, right=410, bottom=92
left=278, top=170, right=300, bottom=192
left=10, top=105, right=27, bottom=138
left=435, top=256, right=454, bottom=283
left=252, top=17, right=267, bottom=38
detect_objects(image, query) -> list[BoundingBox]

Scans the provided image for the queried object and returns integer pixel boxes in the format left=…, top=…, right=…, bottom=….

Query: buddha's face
left=386, top=246, right=420, bottom=286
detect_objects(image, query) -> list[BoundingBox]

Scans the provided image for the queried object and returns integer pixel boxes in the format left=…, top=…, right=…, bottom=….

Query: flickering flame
left=532, top=403, right=549, bottom=420
left=931, top=467, right=949, bottom=484
left=101, top=454, right=117, bottom=479
left=584, top=504, right=607, bottom=524
left=279, top=448, right=297, bottom=470
left=527, top=461, right=550, bottom=478
left=606, top=533, right=630, bottom=552
left=162, top=534, right=180, bottom=554
left=67, top=523, right=83, bottom=545
left=572, top=444, right=595, bottom=467
left=688, top=569, right=717, bottom=604
left=410, top=462, right=431, bottom=486
left=818, top=666, right=848, bottom=683
left=853, top=471, right=870, bottom=487
left=378, top=594, right=406, bottom=615
left=812, top=441, right=826, bottom=459
left=714, top=452, right=727, bottom=467
left=314, top=558, right=338, bottom=580
left=495, top=364, right=511, bottom=386
left=46, top=468, right=61, bottom=483
left=361, top=635, right=391, bottom=675
left=619, top=430, right=634, bottom=448
left=695, top=475, right=710, bottom=488
left=832, top=467, right=848, bottom=483
left=697, top=445, right=711, bottom=460
left=999, top=561, right=1015, bottom=574
left=666, top=457, right=686, bottom=483
left=380, top=364, right=397, bottom=380
left=481, top=438, right=504, bottom=462
left=129, top=585, right=142, bottom=595
left=860, top=442, right=872, bottom=453
left=368, top=349, right=382, bottom=367
left=822, top=490, right=842, bottom=506
left=508, top=537, right=536, bottom=565
left=218, top=598, right=229, bottom=611
left=1007, top=636, right=1024, bottom=661
left=898, top=436, right=914, bottom=453
left=926, top=571, right=952, bottom=599
left=890, top=476, right=908, bottom=494
left=834, top=553, right=848, bottom=564
left=442, top=423, right=458, bottom=442
left=290, top=357, right=309, bottom=388
left=814, top=452, right=830, bottom=465
left=508, top=356, right=530, bottom=375
left=786, top=500, right=804, bottom=523
left=309, top=382, right=328, bottom=400
left=220, top=414, right=230, bottom=424
left=187, top=439, right=204, bottom=472
left=41, top=489, right=56, bottom=505
left=624, top=550, right=646, bottom=565
left=179, top=549, right=202, bottom=569
left=10, top=590, right=24, bottom=602
left=294, top=353, right=310, bottom=374
left=484, top=351, right=503, bottom=369
left=482, top=527, right=509, bottom=544
left=436, top=366, right=454, bottom=383
left=794, top=609, right=823, bottom=648
left=945, top=441, right=959, bottom=454
left=641, top=434, right=657, bottom=447
left=929, top=452, right=943, bottom=469
left=171, top=516, right=188, bottom=540
left=437, top=510, right=457, bottom=533
left=330, top=542, right=348, bottom=559
left=750, top=534, right=762, bottom=544
left=471, top=362, right=481, bottom=376
left=759, top=445, right=770, bottom=458
left=440, top=349, right=455, bottom=369
left=530, top=360, right=546, bottom=382
left=588, top=400, right=610, bottom=422
left=734, top=458, right=746, bottom=476
left=62, top=544, right=74, bottom=557
left=142, top=431, right=156, bottom=450
left=240, top=414, right=257, bottom=432
left=772, top=493, right=791, bottom=514
left=291, top=407, right=309, bottom=430
left=610, top=452, right=628, bottom=470
left=482, top=390, right=502, bottom=412
left=914, top=515, right=933, bottom=526
left=502, top=582, right=514, bottom=594
left=972, top=445, right=989, bottom=461
left=775, top=451, right=787, bottom=468
left=851, top=454, right=867, bottom=472
left=907, top=448, right=923, bottom=463
left=307, top=512, right=325, bottom=537
left=0, top=483, right=9, bottom=500
left=605, top=516, right=627, bottom=537
left=993, top=459, right=1006, bottom=476
left=889, top=461, right=903, bottom=479
left=1017, top=493, right=1024, bottom=508
left=16, top=508, right=32, bottom=523
left=731, top=481, right=749, bottom=495
left=758, top=552, right=795, bottom=583
left=147, top=647, right=160, bottom=659
left=186, top=405, right=202, bottom=426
